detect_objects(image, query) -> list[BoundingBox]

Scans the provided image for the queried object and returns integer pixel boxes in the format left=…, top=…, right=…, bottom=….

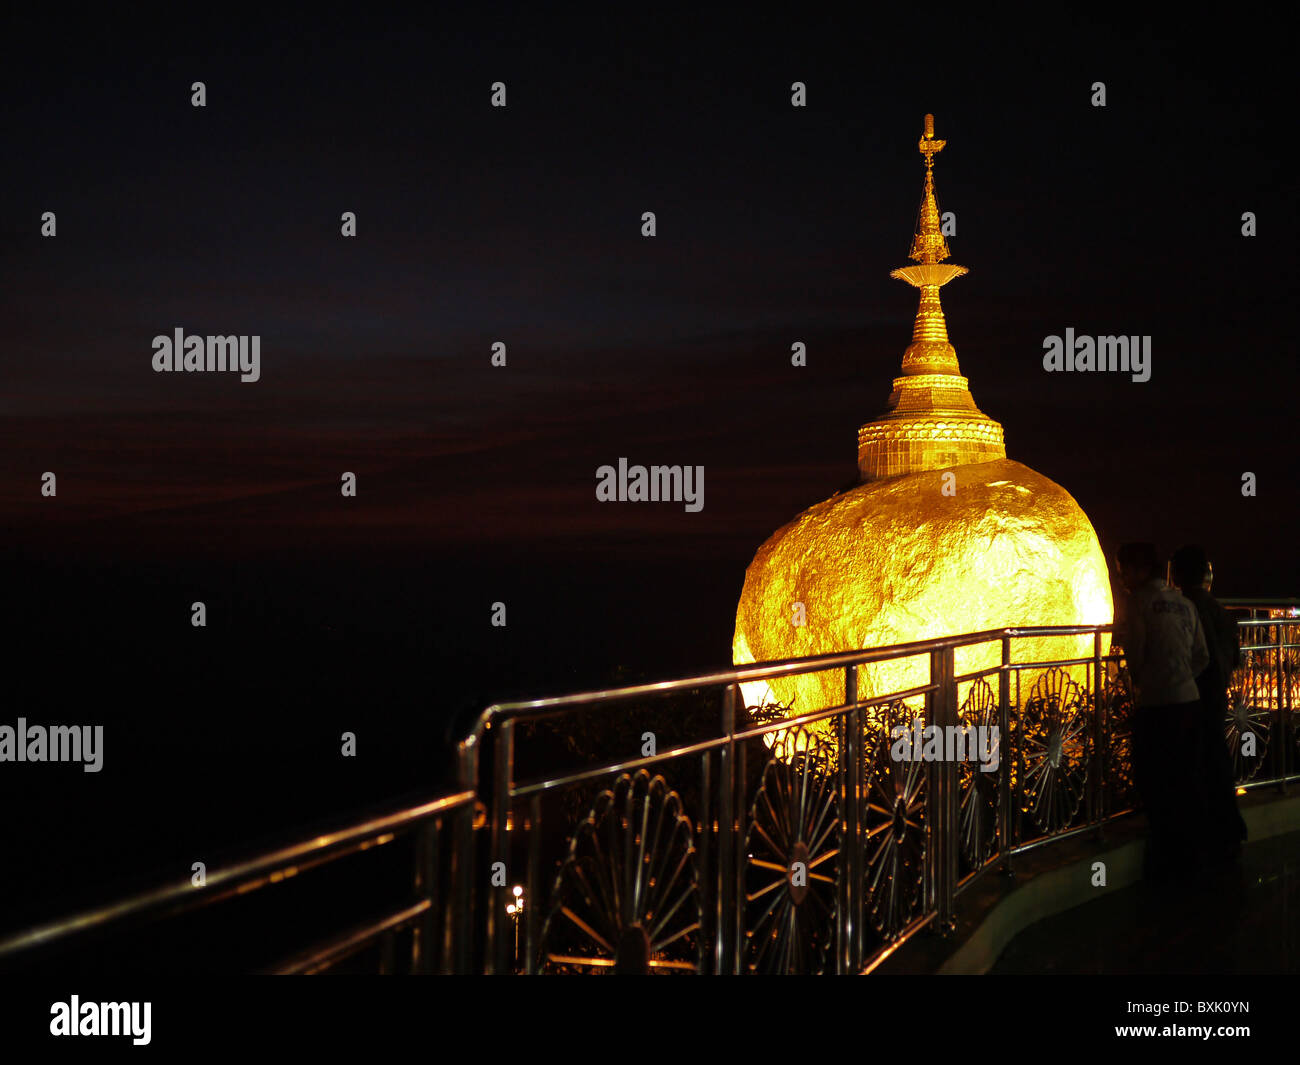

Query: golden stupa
left=733, top=115, right=1113, bottom=724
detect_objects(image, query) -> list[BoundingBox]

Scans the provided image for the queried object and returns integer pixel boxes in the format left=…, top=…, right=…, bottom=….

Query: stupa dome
left=733, top=116, right=1113, bottom=723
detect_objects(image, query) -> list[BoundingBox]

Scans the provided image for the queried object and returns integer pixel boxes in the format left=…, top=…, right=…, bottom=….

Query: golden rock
left=733, top=116, right=1114, bottom=729
left=733, top=458, right=1114, bottom=722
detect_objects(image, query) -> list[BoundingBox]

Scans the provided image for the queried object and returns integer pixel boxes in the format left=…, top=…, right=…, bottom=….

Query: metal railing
left=468, top=624, right=1130, bottom=975
left=1220, top=600, right=1300, bottom=790
left=0, top=790, right=476, bottom=975
left=1, top=607, right=1296, bottom=975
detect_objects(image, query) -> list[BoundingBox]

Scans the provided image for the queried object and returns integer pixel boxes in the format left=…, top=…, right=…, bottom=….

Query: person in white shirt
left=1116, top=542, right=1209, bottom=880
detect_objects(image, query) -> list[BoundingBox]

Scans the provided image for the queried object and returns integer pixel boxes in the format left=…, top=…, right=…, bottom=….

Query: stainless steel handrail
left=0, top=789, right=475, bottom=969
left=463, top=623, right=1118, bottom=741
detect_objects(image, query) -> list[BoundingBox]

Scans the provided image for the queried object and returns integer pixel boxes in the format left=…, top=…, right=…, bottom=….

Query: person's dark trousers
left=1133, top=702, right=1205, bottom=880
left=1196, top=685, right=1248, bottom=854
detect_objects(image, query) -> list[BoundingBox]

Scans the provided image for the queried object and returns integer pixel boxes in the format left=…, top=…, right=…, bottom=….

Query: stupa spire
left=856, top=114, right=1006, bottom=482
left=890, top=113, right=967, bottom=377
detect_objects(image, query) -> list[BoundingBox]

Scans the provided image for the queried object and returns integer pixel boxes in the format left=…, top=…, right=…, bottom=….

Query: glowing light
left=733, top=459, right=1113, bottom=733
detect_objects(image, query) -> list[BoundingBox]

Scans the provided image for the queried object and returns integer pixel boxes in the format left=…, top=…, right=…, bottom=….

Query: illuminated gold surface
left=733, top=115, right=1114, bottom=735
left=733, top=458, right=1114, bottom=729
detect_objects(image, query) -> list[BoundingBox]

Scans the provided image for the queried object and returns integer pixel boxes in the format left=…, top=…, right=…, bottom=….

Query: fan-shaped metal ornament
left=1227, top=660, right=1271, bottom=784
left=958, top=679, right=1000, bottom=867
left=742, top=726, right=840, bottom=974
left=862, top=699, right=926, bottom=939
left=539, top=770, right=701, bottom=974
left=1018, top=667, right=1089, bottom=835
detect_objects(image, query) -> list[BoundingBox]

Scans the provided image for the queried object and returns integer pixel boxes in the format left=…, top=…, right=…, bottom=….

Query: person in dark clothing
left=1171, top=544, right=1248, bottom=863
left=1117, top=542, right=1209, bottom=880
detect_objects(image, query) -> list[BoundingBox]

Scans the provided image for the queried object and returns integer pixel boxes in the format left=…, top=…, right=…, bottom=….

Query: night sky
left=2, top=11, right=1296, bottom=918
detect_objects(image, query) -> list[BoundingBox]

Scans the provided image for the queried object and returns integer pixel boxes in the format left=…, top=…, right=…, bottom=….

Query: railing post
left=487, top=718, right=516, bottom=975
left=450, top=742, right=479, bottom=974
left=1091, top=628, right=1104, bottom=831
left=733, top=701, right=748, bottom=972
left=411, top=819, right=437, bottom=974
left=698, top=749, right=713, bottom=974
left=1287, top=621, right=1296, bottom=787
left=717, top=684, right=736, bottom=975
left=998, top=635, right=1013, bottom=876
left=1276, top=628, right=1288, bottom=794
left=840, top=665, right=859, bottom=973
left=524, top=794, right=541, bottom=974
left=925, top=654, right=936, bottom=917
left=927, top=647, right=957, bottom=933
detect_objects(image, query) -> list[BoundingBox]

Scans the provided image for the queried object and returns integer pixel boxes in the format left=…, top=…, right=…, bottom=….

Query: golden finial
left=918, top=112, right=945, bottom=168
left=909, top=113, right=950, bottom=264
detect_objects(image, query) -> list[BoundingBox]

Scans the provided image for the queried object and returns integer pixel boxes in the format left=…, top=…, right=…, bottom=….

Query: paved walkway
left=991, top=829, right=1300, bottom=973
